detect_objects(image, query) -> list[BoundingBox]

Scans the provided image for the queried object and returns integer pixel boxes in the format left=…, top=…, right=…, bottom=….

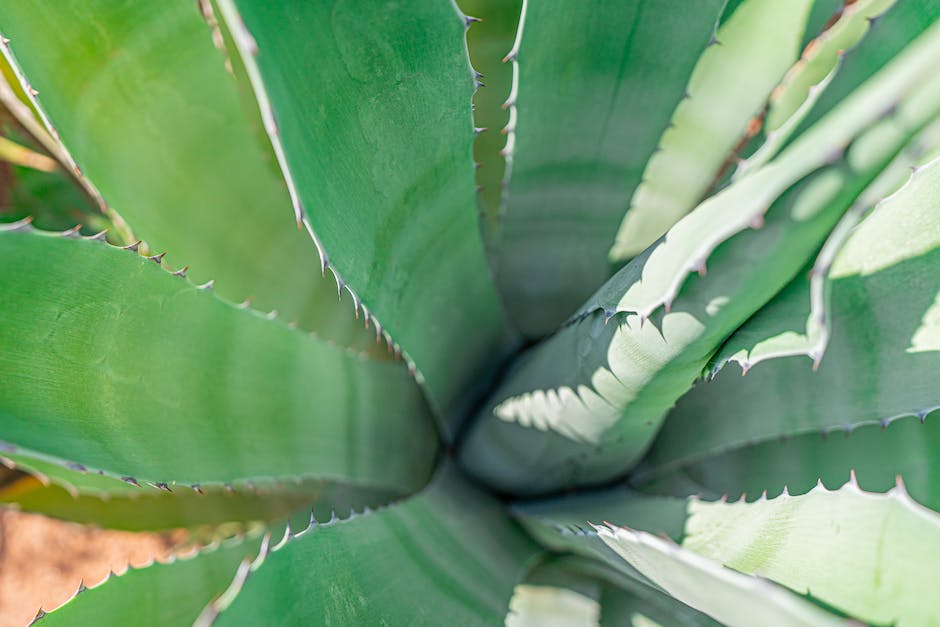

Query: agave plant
left=2, top=0, right=940, bottom=624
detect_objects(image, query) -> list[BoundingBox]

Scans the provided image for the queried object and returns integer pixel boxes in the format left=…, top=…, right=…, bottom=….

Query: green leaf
left=610, top=0, right=814, bottom=263
left=637, top=154, right=940, bottom=478
left=599, top=582, right=721, bottom=627
left=0, top=0, right=379, bottom=354
left=684, top=481, right=940, bottom=625
left=493, top=0, right=725, bottom=335
left=788, top=0, right=940, bottom=146
left=461, top=18, right=940, bottom=495
left=515, top=490, right=842, bottom=627
left=208, top=465, right=541, bottom=626
left=0, top=227, right=436, bottom=494
left=37, top=533, right=266, bottom=626
left=211, top=0, right=513, bottom=432
left=505, top=558, right=602, bottom=627
left=708, top=117, right=940, bottom=375
left=594, top=524, right=843, bottom=626
left=637, top=413, right=940, bottom=511
left=0, top=454, right=397, bottom=532
left=732, top=0, right=895, bottom=179
left=506, top=583, right=600, bottom=627
left=0, top=73, right=107, bottom=234
left=459, top=0, right=524, bottom=235
left=463, top=169, right=858, bottom=495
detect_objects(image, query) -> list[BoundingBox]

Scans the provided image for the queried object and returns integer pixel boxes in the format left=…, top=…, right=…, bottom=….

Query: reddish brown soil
left=0, top=509, right=184, bottom=627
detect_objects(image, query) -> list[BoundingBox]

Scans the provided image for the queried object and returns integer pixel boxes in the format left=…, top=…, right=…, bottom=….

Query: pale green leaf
left=459, top=20, right=940, bottom=495
left=516, top=489, right=842, bottom=627
left=638, top=154, right=940, bottom=478
left=733, top=0, right=896, bottom=179
left=610, top=0, right=813, bottom=262
left=685, top=481, right=940, bottom=625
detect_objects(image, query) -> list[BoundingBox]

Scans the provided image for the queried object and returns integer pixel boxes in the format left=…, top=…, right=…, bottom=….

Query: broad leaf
left=0, top=0, right=379, bottom=354
left=600, top=582, right=721, bottom=627
left=207, top=466, right=541, bottom=625
left=708, top=118, right=940, bottom=374
left=594, top=525, right=843, bottom=626
left=460, top=170, right=852, bottom=494
left=610, top=0, right=813, bottom=262
left=0, top=227, right=436, bottom=494
left=515, top=491, right=842, bottom=626
left=684, top=481, right=940, bottom=625
left=637, top=414, right=940, bottom=512
left=0, top=454, right=397, bottom=532
left=461, top=18, right=940, bottom=495
left=638, top=154, right=940, bottom=478
left=494, top=0, right=725, bottom=335
left=212, top=0, right=512, bottom=432
left=505, top=557, right=602, bottom=627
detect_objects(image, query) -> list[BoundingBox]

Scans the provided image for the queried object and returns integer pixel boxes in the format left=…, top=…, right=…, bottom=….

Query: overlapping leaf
left=205, top=466, right=540, bottom=625
left=460, top=17, right=940, bottom=495
left=610, top=0, right=813, bottom=263
left=683, top=481, right=940, bottom=625
left=515, top=489, right=842, bottom=626
left=638, top=415, right=940, bottom=512
left=36, top=534, right=266, bottom=626
left=494, top=0, right=725, bottom=335
left=211, top=0, right=512, bottom=432
left=0, top=227, right=436, bottom=494
left=0, top=0, right=379, bottom=353
left=0, top=454, right=397, bottom=532
left=638, top=154, right=940, bottom=478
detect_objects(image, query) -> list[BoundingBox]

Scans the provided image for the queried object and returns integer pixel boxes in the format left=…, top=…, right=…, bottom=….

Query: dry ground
left=0, top=509, right=184, bottom=627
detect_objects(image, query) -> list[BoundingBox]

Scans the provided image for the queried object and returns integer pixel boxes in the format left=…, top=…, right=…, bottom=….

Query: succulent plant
left=1, top=0, right=940, bottom=624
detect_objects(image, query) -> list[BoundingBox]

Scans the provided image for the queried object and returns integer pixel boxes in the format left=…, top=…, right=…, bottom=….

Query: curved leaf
left=506, top=584, right=599, bottom=627
left=494, top=0, right=725, bottom=335
left=37, top=533, right=266, bottom=626
left=600, top=582, right=720, bottom=627
left=515, top=493, right=843, bottom=627
left=637, top=154, right=940, bottom=478
left=207, top=466, right=541, bottom=626
left=610, top=0, right=813, bottom=262
left=708, top=117, right=940, bottom=374
left=733, top=0, right=896, bottom=178
left=459, top=0, right=523, bottom=235
left=0, top=0, right=379, bottom=354
left=462, top=166, right=860, bottom=495
left=505, top=558, right=602, bottom=627
left=212, top=0, right=513, bottom=432
left=0, top=227, right=436, bottom=494
left=684, top=481, right=940, bottom=625
left=594, top=524, right=844, bottom=626
left=461, top=19, right=940, bottom=495
left=788, top=0, right=940, bottom=145
left=0, top=455, right=397, bottom=532
left=637, top=414, right=940, bottom=511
